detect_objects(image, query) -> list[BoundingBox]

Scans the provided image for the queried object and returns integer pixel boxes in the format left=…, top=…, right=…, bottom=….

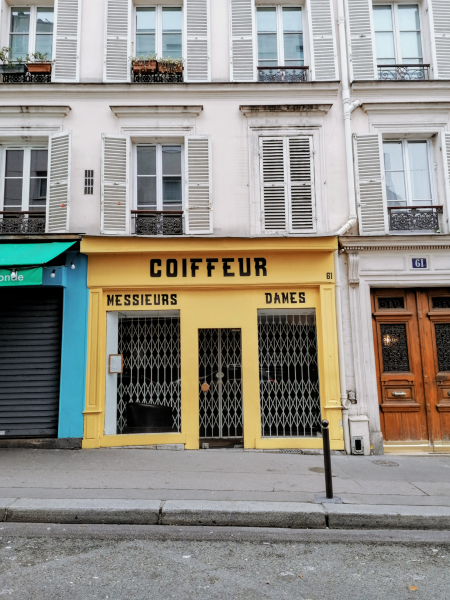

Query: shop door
left=0, top=288, right=63, bottom=438
left=199, top=329, right=243, bottom=441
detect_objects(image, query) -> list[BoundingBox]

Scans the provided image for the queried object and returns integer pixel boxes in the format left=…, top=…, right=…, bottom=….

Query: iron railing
left=257, top=66, right=309, bottom=83
left=377, top=64, right=430, bottom=81
left=133, top=71, right=183, bottom=83
left=132, top=210, right=184, bottom=235
left=388, top=206, right=443, bottom=231
left=0, top=211, right=46, bottom=233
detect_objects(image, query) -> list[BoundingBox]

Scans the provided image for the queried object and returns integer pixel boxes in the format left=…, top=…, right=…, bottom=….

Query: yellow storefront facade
left=81, top=236, right=344, bottom=451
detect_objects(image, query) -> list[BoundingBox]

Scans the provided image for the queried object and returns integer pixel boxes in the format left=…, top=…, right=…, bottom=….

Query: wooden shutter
left=46, top=132, right=71, bottom=233
left=345, top=0, right=376, bottom=81
left=53, top=0, right=81, bottom=82
left=101, top=135, right=129, bottom=235
left=289, top=137, right=316, bottom=232
left=429, top=0, right=450, bottom=80
left=260, top=138, right=287, bottom=233
left=307, top=0, right=339, bottom=81
left=440, top=132, right=450, bottom=224
left=354, top=133, right=388, bottom=236
left=229, top=0, right=255, bottom=81
left=104, top=0, right=131, bottom=82
left=185, top=136, right=213, bottom=234
left=184, top=0, right=210, bottom=82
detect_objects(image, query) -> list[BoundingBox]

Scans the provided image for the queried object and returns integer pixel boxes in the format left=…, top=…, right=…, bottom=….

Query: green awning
left=0, top=242, right=76, bottom=267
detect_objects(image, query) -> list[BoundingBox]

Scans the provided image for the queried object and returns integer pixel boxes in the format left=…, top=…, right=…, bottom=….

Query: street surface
left=0, top=525, right=449, bottom=599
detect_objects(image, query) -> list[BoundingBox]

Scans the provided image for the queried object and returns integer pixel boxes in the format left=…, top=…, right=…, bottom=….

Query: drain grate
left=281, top=449, right=304, bottom=454
left=372, top=460, right=399, bottom=467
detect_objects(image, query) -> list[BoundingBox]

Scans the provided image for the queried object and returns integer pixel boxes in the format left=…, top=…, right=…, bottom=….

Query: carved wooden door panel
left=372, top=290, right=429, bottom=442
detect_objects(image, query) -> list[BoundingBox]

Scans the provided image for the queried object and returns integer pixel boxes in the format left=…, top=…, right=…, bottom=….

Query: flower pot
left=26, top=62, right=52, bottom=74
left=133, top=61, right=157, bottom=74
left=158, top=63, right=183, bottom=74
left=0, top=64, right=27, bottom=74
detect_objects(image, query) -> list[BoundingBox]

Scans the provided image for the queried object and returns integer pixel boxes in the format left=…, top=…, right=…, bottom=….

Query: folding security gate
left=258, top=310, right=321, bottom=437
left=0, top=288, right=63, bottom=438
left=199, top=329, right=243, bottom=439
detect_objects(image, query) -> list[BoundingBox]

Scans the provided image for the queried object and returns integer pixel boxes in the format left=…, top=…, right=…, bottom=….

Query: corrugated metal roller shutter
left=0, top=289, right=63, bottom=438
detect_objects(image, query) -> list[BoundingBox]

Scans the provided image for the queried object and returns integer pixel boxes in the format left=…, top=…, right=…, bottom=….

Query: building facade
left=0, top=0, right=448, bottom=453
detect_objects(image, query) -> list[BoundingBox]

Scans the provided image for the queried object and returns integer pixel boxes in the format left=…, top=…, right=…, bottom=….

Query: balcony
left=132, top=60, right=183, bottom=84
left=132, top=211, right=184, bottom=235
left=0, top=64, right=51, bottom=83
left=0, top=211, right=46, bottom=234
left=377, top=64, right=430, bottom=81
left=388, top=206, right=443, bottom=232
left=257, top=66, right=309, bottom=83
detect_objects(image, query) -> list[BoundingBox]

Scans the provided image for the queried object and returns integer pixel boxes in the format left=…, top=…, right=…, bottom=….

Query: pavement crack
left=410, top=482, right=431, bottom=497
left=158, top=501, right=165, bottom=525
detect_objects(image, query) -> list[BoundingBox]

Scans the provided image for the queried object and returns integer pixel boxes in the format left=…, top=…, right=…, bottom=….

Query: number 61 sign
left=412, top=258, right=427, bottom=269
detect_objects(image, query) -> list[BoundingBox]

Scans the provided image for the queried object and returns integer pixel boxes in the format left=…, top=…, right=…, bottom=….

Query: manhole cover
left=372, top=460, right=399, bottom=467
left=308, top=467, right=325, bottom=473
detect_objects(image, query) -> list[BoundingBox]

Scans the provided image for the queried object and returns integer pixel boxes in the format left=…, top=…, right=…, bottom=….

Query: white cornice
left=351, top=81, right=450, bottom=102
left=240, top=104, right=333, bottom=115
left=362, top=102, right=450, bottom=115
left=0, top=106, right=71, bottom=118
left=340, top=235, right=450, bottom=252
left=110, top=105, right=203, bottom=118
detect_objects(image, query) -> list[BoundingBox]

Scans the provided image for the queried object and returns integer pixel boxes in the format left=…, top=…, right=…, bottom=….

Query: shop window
left=9, top=6, right=54, bottom=61
left=135, top=6, right=182, bottom=59
left=258, top=309, right=321, bottom=438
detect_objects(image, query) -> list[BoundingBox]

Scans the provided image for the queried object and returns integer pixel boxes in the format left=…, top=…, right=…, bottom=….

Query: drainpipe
left=334, top=0, right=361, bottom=453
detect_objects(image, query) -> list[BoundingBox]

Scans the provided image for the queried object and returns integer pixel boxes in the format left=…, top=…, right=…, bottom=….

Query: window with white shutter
left=440, top=131, right=450, bottom=225
left=230, top=0, right=255, bottom=81
left=104, top=0, right=131, bottom=82
left=184, top=0, right=210, bottom=82
left=184, top=135, right=212, bottom=234
left=47, top=132, right=71, bottom=233
left=344, top=0, right=377, bottom=81
left=101, top=135, right=130, bottom=235
left=429, top=0, right=450, bottom=79
left=259, top=136, right=316, bottom=234
left=307, top=0, right=339, bottom=81
left=354, top=133, right=388, bottom=235
left=54, top=0, right=81, bottom=82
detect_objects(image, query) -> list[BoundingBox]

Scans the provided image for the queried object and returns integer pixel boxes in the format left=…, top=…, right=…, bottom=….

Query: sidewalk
left=1, top=448, right=449, bottom=529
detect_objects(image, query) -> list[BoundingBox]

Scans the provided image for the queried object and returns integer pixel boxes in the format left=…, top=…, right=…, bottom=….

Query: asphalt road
left=0, top=525, right=449, bottom=599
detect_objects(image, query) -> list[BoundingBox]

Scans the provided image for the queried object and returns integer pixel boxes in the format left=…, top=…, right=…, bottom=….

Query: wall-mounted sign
left=150, top=258, right=268, bottom=278
left=0, top=267, right=42, bottom=287
left=265, top=292, right=306, bottom=305
left=412, top=258, right=428, bottom=269
left=107, top=293, right=178, bottom=307
left=109, top=354, right=123, bottom=374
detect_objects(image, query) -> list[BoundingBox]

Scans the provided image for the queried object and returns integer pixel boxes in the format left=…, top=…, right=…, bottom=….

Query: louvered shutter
left=289, top=138, right=316, bottom=232
left=229, top=0, right=255, bottom=81
left=307, top=0, right=339, bottom=81
left=185, top=136, right=213, bottom=234
left=53, top=0, right=81, bottom=82
left=46, top=132, right=71, bottom=233
left=354, top=134, right=388, bottom=235
left=104, top=0, right=131, bottom=82
left=440, top=132, right=450, bottom=224
left=101, top=135, right=129, bottom=235
left=260, top=138, right=287, bottom=233
left=429, top=1, right=450, bottom=80
left=344, top=0, right=376, bottom=81
left=184, top=0, right=210, bottom=82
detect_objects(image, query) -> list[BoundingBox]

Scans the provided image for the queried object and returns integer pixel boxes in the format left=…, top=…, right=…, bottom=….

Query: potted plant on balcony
left=0, top=47, right=26, bottom=74
left=26, top=52, right=53, bottom=74
left=131, top=54, right=158, bottom=74
left=158, top=57, right=183, bottom=74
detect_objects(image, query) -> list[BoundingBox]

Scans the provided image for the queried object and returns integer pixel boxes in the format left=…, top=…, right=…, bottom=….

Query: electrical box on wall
left=348, top=415, right=371, bottom=456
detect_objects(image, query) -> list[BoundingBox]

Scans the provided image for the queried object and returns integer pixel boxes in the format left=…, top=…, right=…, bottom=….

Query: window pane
left=410, top=171, right=431, bottom=201
left=10, top=35, right=29, bottom=61
left=408, top=142, right=431, bottom=201
left=136, top=8, right=156, bottom=33
left=35, top=35, right=53, bottom=57
left=373, top=5, right=393, bottom=31
left=30, top=150, right=48, bottom=178
left=375, top=32, right=395, bottom=62
left=162, top=146, right=181, bottom=176
left=4, top=180, right=23, bottom=208
left=36, top=8, right=54, bottom=33
left=284, top=33, right=303, bottom=63
left=258, top=34, right=278, bottom=65
left=398, top=5, right=420, bottom=31
left=385, top=171, right=406, bottom=203
left=11, top=8, right=30, bottom=33
left=136, top=34, right=155, bottom=57
left=282, top=8, right=302, bottom=32
left=137, top=146, right=156, bottom=176
left=384, top=143, right=406, bottom=204
left=29, top=178, right=47, bottom=208
left=162, top=33, right=182, bottom=58
left=5, top=150, right=24, bottom=178
left=162, top=7, right=182, bottom=31
left=257, top=8, right=277, bottom=32
left=137, top=177, right=157, bottom=208
left=163, top=178, right=182, bottom=206
left=400, top=32, right=422, bottom=62
left=384, top=142, right=404, bottom=171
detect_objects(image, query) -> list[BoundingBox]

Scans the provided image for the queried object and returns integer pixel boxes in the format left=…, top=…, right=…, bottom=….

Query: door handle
left=447, top=390, right=450, bottom=397
left=392, top=391, right=406, bottom=397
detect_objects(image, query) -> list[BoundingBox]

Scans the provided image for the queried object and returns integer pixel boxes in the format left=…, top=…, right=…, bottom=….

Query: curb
left=2, top=499, right=450, bottom=530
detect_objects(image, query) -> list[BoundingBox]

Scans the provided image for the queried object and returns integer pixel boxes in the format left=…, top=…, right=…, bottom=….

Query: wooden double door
left=372, top=289, right=450, bottom=447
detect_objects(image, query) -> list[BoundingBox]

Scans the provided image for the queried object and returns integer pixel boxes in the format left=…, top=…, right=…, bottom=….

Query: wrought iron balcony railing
left=1, top=64, right=51, bottom=83
left=388, top=206, right=443, bottom=231
left=257, top=66, right=309, bottom=83
left=0, top=211, right=46, bottom=233
left=377, top=64, right=430, bottom=81
left=132, top=210, right=184, bottom=235
left=133, top=71, right=183, bottom=83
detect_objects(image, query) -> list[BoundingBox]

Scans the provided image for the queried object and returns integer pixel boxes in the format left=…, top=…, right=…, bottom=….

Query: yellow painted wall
left=82, top=237, right=343, bottom=450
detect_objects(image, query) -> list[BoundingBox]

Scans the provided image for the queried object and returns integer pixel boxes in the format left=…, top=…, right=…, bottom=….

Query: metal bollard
left=321, top=419, right=333, bottom=499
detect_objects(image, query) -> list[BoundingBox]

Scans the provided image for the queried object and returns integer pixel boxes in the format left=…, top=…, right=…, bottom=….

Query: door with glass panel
left=256, top=6, right=305, bottom=82
left=199, top=329, right=243, bottom=440
left=373, top=4, right=426, bottom=79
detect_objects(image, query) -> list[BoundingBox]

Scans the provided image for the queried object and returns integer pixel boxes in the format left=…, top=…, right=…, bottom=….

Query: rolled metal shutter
left=0, top=288, right=63, bottom=438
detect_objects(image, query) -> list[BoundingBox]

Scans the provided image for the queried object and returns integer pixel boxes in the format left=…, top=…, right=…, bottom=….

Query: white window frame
left=0, top=144, right=49, bottom=213
left=133, top=142, right=185, bottom=212
left=8, top=5, right=55, bottom=60
left=133, top=5, right=183, bottom=59
left=255, top=4, right=305, bottom=68
left=372, top=2, right=423, bottom=65
left=383, top=138, right=437, bottom=207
